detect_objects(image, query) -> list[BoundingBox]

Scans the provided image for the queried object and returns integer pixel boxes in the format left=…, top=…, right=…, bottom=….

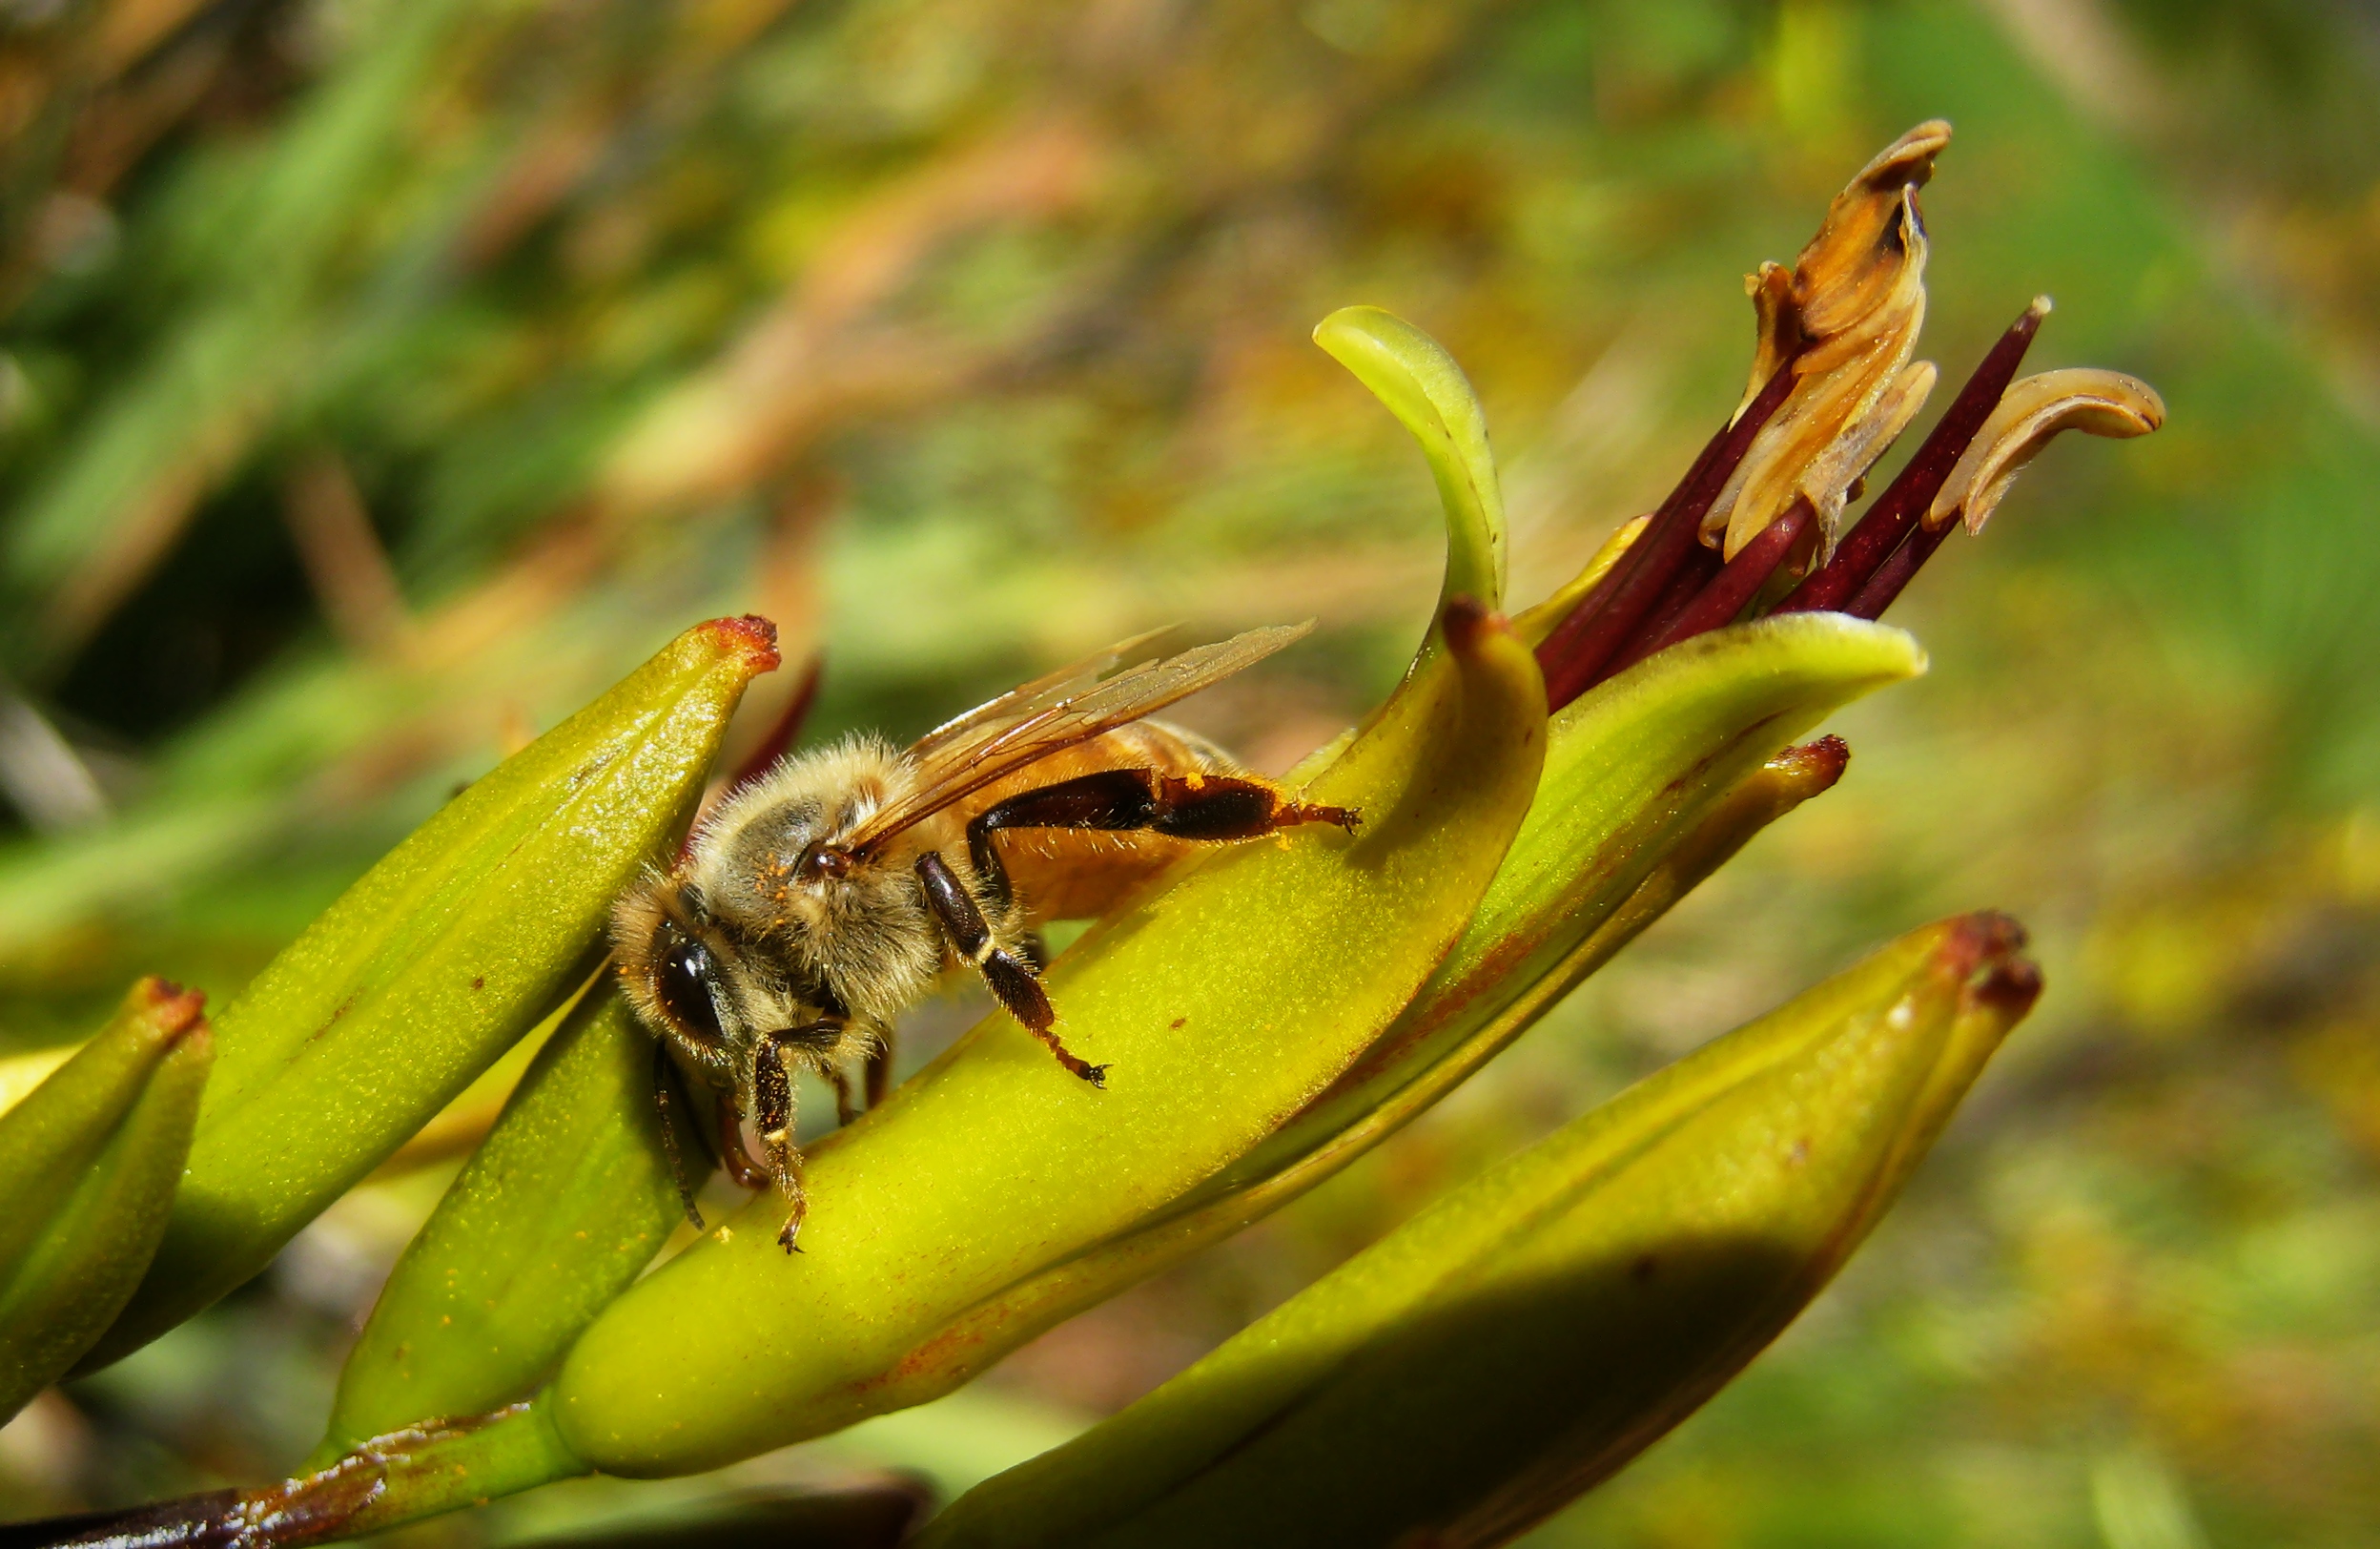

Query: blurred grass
left=0, top=0, right=2376, bottom=1542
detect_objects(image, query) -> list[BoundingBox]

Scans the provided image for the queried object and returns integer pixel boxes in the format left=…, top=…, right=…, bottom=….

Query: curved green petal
left=1312, top=306, right=1506, bottom=607
left=1242, top=613, right=1924, bottom=1182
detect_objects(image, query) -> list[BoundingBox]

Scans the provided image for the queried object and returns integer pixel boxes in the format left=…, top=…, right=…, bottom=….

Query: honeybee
left=613, top=622, right=1357, bottom=1250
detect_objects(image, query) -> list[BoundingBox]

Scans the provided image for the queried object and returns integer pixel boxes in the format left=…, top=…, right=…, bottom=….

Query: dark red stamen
left=1610, top=498, right=1815, bottom=677
left=1631, top=544, right=1723, bottom=651
left=1775, top=297, right=2046, bottom=615
left=1841, top=515, right=1952, bottom=620
left=1537, top=353, right=1802, bottom=712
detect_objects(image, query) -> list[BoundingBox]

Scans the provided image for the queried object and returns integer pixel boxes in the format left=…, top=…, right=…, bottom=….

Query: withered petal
left=1927, top=367, right=2166, bottom=534
left=1793, top=124, right=1948, bottom=333
left=1736, top=262, right=1800, bottom=421
left=1795, top=359, right=1938, bottom=556
left=1714, top=128, right=1941, bottom=557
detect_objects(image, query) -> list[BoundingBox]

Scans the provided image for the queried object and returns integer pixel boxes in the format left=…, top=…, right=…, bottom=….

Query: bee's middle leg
left=863, top=1033, right=894, bottom=1109
left=714, top=1088, right=771, bottom=1191
left=913, top=852, right=1106, bottom=1087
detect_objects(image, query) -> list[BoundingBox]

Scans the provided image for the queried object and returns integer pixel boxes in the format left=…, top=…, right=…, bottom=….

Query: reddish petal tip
left=1943, top=910, right=2041, bottom=1017
left=133, top=976, right=208, bottom=1035
left=699, top=615, right=783, bottom=674
left=1773, top=734, right=1852, bottom=793
left=1971, top=955, right=2045, bottom=1020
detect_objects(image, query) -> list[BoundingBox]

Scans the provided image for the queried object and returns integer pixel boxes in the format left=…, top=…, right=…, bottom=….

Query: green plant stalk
left=84, top=616, right=777, bottom=1368
left=920, top=913, right=2041, bottom=1548
left=0, top=979, right=212, bottom=1420
left=316, top=979, right=681, bottom=1459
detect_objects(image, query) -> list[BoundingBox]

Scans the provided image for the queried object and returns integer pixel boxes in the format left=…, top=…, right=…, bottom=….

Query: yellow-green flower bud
left=0, top=978, right=212, bottom=1419
left=922, top=913, right=2041, bottom=1548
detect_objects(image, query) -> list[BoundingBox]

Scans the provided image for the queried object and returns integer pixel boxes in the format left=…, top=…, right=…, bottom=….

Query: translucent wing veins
left=842, top=621, right=1316, bottom=856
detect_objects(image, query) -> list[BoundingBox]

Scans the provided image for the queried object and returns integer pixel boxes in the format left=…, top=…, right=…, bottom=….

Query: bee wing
left=843, top=621, right=1315, bottom=857
left=906, top=625, right=1180, bottom=764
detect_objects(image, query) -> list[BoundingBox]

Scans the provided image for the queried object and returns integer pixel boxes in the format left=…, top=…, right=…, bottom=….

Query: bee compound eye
left=653, top=924, right=727, bottom=1046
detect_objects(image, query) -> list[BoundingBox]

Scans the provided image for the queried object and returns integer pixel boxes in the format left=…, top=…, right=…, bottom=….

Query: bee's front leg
left=769, top=1150, right=809, bottom=1254
left=756, top=1022, right=840, bottom=1251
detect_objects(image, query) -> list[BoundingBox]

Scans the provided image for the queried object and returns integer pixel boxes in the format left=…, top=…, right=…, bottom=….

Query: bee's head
left=612, top=874, right=842, bottom=1082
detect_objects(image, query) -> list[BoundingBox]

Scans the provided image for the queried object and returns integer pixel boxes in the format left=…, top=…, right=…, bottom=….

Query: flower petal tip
left=1929, top=368, right=2166, bottom=534
left=1774, top=733, right=1852, bottom=793
left=697, top=614, right=783, bottom=673
left=1855, top=120, right=1953, bottom=192
left=131, top=978, right=208, bottom=1035
left=1943, top=909, right=2041, bottom=1018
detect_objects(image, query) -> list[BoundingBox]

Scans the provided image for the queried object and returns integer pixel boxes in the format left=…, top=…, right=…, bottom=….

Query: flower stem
left=15, top=1402, right=585, bottom=1549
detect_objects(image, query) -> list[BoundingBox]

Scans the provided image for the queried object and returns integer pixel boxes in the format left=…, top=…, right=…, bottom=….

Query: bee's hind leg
left=863, top=1029, right=894, bottom=1109
left=966, top=770, right=1357, bottom=900
left=913, top=852, right=1107, bottom=1088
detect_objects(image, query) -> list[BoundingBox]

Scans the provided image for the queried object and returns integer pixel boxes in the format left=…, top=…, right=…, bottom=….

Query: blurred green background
left=0, top=0, right=2375, bottom=1543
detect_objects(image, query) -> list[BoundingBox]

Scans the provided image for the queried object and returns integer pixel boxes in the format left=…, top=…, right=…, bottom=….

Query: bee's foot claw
left=1079, top=1063, right=1109, bottom=1088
